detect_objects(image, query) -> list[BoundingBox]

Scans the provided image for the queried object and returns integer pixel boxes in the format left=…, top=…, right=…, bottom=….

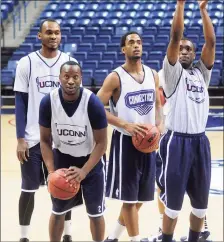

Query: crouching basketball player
left=39, top=61, right=108, bottom=242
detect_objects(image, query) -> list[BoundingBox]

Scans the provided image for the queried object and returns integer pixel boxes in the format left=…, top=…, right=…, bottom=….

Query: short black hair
left=181, top=37, right=196, bottom=52
left=39, top=18, right=60, bottom=32
left=60, top=61, right=82, bottom=73
left=120, top=31, right=142, bottom=48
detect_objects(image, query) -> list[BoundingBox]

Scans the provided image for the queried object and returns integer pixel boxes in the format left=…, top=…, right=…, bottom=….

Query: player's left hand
left=198, top=0, right=208, bottom=9
left=65, top=166, right=87, bottom=183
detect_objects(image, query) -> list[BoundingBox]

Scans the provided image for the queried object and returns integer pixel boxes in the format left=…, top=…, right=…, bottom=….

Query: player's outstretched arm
left=198, top=0, right=216, bottom=69
left=39, top=125, right=55, bottom=174
left=167, top=0, right=185, bottom=65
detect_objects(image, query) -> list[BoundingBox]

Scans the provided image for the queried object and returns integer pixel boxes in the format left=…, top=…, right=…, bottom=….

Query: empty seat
left=92, top=43, right=107, bottom=52
left=94, top=70, right=108, bottom=86
left=107, top=43, right=120, bottom=52
left=75, top=18, right=91, bottom=27
left=82, top=35, right=96, bottom=44
left=33, top=43, right=42, bottom=51
left=113, top=3, right=127, bottom=11
left=19, top=43, right=33, bottom=52
left=1, top=69, right=14, bottom=86
left=103, top=52, right=117, bottom=61
left=11, top=51, right=27, bottom=60
left=98, top=3, right=113, bottom=11
left=64, top=43, right=77, bottom=54
left=81, top=11, right=95, bottom=19
left=88, top=52, right=103, bottom=61
left=25, top=35, right=38, bottom=43
left=118, top=19, right=133, bottom=27
left=82, top=70, right=93, bottom=86
left=7, top=60, right=18, bottom=70
left=62, top=19, right=77, bottom=28
left=74, top=52, right=87, bottom=62
left=78, top=43, right=92, bottom=52
left=91, top=18, right=106, bottom=27
left=139, top=3, right=154, bottom=11
left=156, top=35, right=169, bottom=43
left=121, top=11, right=137, bottom=19
left=146, top=60, right=160, bottom=70
left=115, top=26, right=129, bottom=36
left=97, top=35, right=111, bottom=44
left=130, top=26, right=143, bottom=35
left=94, top=11, right=109, bottom=19
left=71, top=27, right=85, bottom=36
left=71, top=3, right=86, bottom=11
left=210, top=69, right=221, bottom=86
left=126, top=3, right=140, bottom=11
left=153, top=43, right=167, bottom=52
left=148, top=51, right=163, bottom=61
left=132, top=19, right=149, bottom=27
left=85, top=27, right=99, bottom=35
left=58, top=3, right=72, bottom=11
left=66, top=35, right=82, bottom=44
left=100, top=27, right=114, bottom=35
left=82, top=60, right=98, bottom=70
left=67, top=11, right=82, bottom=19
left=85, top=2, right=100, bottom=11
left=143, top=35, right=155, bottom=43
left=98, top=60, right=113, bottom=70
left=143, top=27, right=158, bottom=36
left=105, top=18, right=120, bottom=27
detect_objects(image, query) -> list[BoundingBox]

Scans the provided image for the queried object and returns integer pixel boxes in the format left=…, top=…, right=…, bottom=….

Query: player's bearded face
left=179, top=40, right=195, bottom=69
left=124, top=34, right=142, bottom=60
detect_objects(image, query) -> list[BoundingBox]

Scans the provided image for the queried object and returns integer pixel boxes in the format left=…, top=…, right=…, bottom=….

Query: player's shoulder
left=40, top=92, right=51, bottom=108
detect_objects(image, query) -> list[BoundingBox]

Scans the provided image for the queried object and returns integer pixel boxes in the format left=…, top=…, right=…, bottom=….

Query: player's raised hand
left=17, top=138, right=29, bottom=164
left=198, top=0, right=208, bottom=9
left=124, top=123, right=148, bottom=137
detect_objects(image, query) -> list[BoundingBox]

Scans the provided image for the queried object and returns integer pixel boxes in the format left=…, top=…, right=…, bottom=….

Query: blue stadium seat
left=132, top=19, right=149, bottom=27
left=186, top=34, right=199, bottom=43
left=100, top=27, right=114, bottom=35
left=45, top=2, right=59, bottom=11
left=62, top=19, right=77, bottom=28
left=98, top=3, right=113, bottom=11
left=7, top=60, right=18, bottom=70
left=94, top=70, right=108, bottom=86
left=71, top=2, right=86, bottom=11
left=98, top=60, right=113, bottom=70
left=139, top=3, right=154, bottom=11
left=121, top=11, right=137, bottom=19
left=71, top=27, right=85, bottom=36
left=82, top=35, right=96, bottom=44
left=114, top=60, right=125, bottom=69
left=19, top=43, right=33, bottom=52
left=91, top=18, right=106, bottom=27
left=216, top=26, right=223, bottom=36
left=67, top=11, right=82, bottom=19
left=82, top=60, right=98, bottom=70
left=85, top=2, right=100, bottom=11
left=164, top=12, right=174, bottom=19
left=214, top=60, right=222, bottom=70
left=82, top=70, right=93, bottom=86
left=153, top=43, right=167, bottom=52
left=143, top=35, right=155, bottom=43
left=40, top=10, right=54, bottom=19
left=66, top=35, right=82, bottom=44
left=75, top=18, right=91, bottom=27
left=85, top=27, right=99, bottom=35
left=158, top=26, right=170, bottom=35
left=97, top=35, right=111, bottom=44
left=216, top=42, right=224, bottom=52
left=94, top=11, right=109, bottom=19
left=126, top=3, right=140, bottom=11
left=77, top=43, right=92, bottom=52
left=58, top=3, right=72, bottom=11
left=60, top=27, right=71, bottom=36
left=109, top=11, right=123, bottom=19
left=113, top=3, right=127, bottom=11
left=143, top=27, right=158, bottom=36
left=81, top=11, right=95, bottom=19
left=131, top=26, right=143, bottom=35
left=143, top=43, right=152, bottom=52
left=1, top=69, right=14, bottom=86
left=148, top=19, right=162, bottom=27
left=64, top=43, right=77, bottom=54
left=156, top=35, right=169, bottom=43
left=115, top=26, right=129, bottom=36
left=88, top=52, right=103, bottom=61
left=117, top=52, right=125, bottom=61
left=210, top=69, right=221, bottom=86
left=150, top=11, right=165, bottom=19
left=53, top=11, right=67, bottom=19
left=136, top=11, right=151, bottom=18
left=146, top=60, right=160, bottom=70
left=154, top=3, right=168, bottom=11
left=208, top=2, right=223, bottom=11
left=74, top=52, right=87, bottom=62
left=118, top=19, right=133, bottom=27
left=92, top=43, right=107, bottom=52
left=1, top=9, right=8, bottom=20
left=141, top=52, right=148, bottom=61
left=186, top=26, right=201, bottom=35
left=25, top=35, right=38, bottom=43
left=33, top=43, right=42, bottom=51
left=148, top=51, right=163, bottom=61
left=107, top=43, right=120, bottom=52
left=103, top=52, right=117, bottom=61
left=216, top=51, right=223, bottom=60
left=105, top=18, right=120, bottom=27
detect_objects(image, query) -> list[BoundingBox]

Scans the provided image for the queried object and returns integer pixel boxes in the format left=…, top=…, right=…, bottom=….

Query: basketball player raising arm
left=13, top=19, right=78, bottom=242
left=97, top=31, right=162, bottom=242
left=39, top=61, right=107, bottom=242
left=157, top=1, right=215, bottom=242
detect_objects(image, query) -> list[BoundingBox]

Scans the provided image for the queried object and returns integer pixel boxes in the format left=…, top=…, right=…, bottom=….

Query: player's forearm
left=106, top=110, right=127, bottom=129
left=15, top=92, right=28, bottom=139
left=82, top=140, right=107, bottom=175
left=155, top=107, right=163, bottom=127
left=200, top=8, right=216, bottom=48
left=171, top=1, right=185, bottom=42
left=40, top=140, right=55, bottom=173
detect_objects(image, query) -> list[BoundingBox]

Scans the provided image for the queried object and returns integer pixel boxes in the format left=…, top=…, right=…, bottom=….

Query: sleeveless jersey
left=109, top=65, right=156, bottom=136
left=50, top=88, right=95, bottom=157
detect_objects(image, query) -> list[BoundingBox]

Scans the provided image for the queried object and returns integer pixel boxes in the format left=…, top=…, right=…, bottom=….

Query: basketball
left=159, top=87, right=166, bottom=106
left=48, top=168, right=80, bottom=200
left=132, top=124, right=160, bottom=153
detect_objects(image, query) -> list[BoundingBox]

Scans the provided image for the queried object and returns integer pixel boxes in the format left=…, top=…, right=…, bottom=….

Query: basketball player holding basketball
left=157, top=0, right=215, bottom=241
left=14, top=19, right=78, bottom=242
left=39, top=61, right=107, bottom=242
left=97, top=31, right=162, bottom=242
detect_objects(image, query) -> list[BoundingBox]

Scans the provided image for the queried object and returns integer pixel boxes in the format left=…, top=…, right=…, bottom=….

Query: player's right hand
left=17, top=138, right=29, bottom=164
left=123, top=123, right=148, bottom=137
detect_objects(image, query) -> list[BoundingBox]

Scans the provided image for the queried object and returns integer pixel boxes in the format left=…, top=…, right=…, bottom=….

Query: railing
left=12, top=0, right=38, bottom=39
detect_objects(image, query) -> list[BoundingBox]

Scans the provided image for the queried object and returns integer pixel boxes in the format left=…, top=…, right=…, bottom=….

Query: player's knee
left=165, top=207, right=179, bottom=219
left=192, top=208, right=207, bottom=219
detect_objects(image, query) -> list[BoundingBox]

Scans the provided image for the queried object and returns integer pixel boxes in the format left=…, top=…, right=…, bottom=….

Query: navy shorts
left=157, top=130, right=211, bottom=211
left=106, top=130, right=156, bottom=203
left=52, top=149, right=106, bottom=217
left=20, top=143, right=48, bottom=191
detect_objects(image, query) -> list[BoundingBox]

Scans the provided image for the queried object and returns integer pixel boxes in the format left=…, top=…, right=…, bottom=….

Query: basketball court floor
left=1, top=107, right=223, bottom=241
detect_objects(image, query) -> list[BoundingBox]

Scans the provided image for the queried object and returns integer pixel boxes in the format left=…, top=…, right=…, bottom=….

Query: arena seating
left=1, top=0, right=223, bottom=88
left=1, top=0, right=19, bottom=21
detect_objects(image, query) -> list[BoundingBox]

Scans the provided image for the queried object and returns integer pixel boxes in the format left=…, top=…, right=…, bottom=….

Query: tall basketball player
left=97, top=31, right=162, bottom=242
left=156, top=1, right=215, bottom=242
left=14, top=19, right=78, bottom=242
left=39, top=61, right=107, bottom=242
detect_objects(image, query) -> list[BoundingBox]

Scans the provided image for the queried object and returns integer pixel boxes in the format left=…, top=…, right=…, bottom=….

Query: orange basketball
left=48, top=168, right=80, bottom=200
left=159, top=87, right=166, bottom=106
left=132, top=124, right=160, bottom=153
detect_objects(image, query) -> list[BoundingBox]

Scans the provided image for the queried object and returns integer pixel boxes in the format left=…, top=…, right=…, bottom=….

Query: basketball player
left=147, top=71, right=211, bottom=242
left=97, top=31, right=162, bottom=242
left=157, top=0, right=215, bottom=241
left=39, top=61, right=107, bottom=242
left=14, top=19, right=78, bottom=242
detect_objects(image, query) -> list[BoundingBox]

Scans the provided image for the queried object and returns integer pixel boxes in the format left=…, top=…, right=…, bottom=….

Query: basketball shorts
left=106, top=130, right=156, bottom=203
left=20, top=143, right=48, bottom=191
left=157, top=130, right=211, bottom=211
left=51, top=149, right=106, bottom=217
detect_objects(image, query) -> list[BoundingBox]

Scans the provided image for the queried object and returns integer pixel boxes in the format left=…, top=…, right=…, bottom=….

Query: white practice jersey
left=163, top=56, right=212, bottom=134
left=109, top=65, right=156, bottom=136
left=50, top=88, right=95, bottom=157
left=14, top=50, right=78, bottom=148
left=158, top=69, right=169, bottom=116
